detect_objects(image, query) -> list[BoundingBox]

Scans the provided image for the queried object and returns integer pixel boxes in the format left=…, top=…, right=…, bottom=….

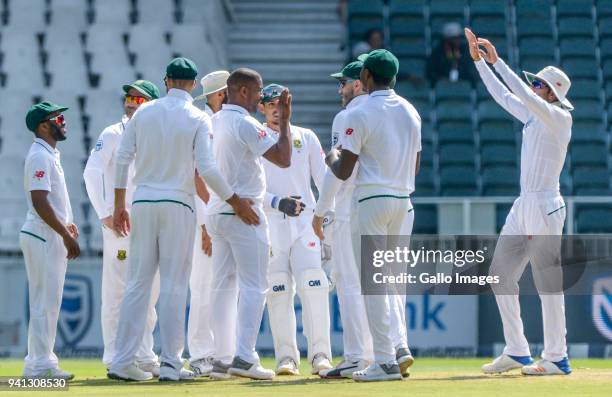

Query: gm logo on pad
left=272, top=284, right=285, bottom=292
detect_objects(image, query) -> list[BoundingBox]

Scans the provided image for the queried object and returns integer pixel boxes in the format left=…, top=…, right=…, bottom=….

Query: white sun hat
left=195, top=70, right=230, bottom=101
left=523, top=66, right=573, bottom=111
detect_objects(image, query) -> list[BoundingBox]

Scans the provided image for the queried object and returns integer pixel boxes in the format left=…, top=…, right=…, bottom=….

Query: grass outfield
left=0, top=358, right=611, bottom=397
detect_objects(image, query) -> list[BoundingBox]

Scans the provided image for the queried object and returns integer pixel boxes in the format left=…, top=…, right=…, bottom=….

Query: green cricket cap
left=122, top=79, right=160, bottom=99
left=25, top=101, right=68, bottom=132
left=165, top=57, right=198, bottom=80
left=362, top=49, right=399, bottom=79
left=330, top=60, right=363, bottom=80
left=261, top=83, right=287, bottom=103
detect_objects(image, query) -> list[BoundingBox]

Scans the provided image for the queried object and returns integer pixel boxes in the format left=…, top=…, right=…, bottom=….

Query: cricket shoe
left=352, top=362, right=403, bottom=382
left=276, top=357, right=300, bottom=375
left=319, top=359, right=369, bottom=379
left=158, top=361, right=195, bottom=382
left=522, top=358, right=572, bottom=376
left=311, top=353, right=333, bottom=375
left=228, top=356, right=275, bottom=380
left=25, top=367, right=75, bottom=380
left=209, top=359, right=232, bottom=380
left=137, top=361, right=160, bottom=377
left=482, top=354, right=533, bottom=374
left=189, top=357, right=214, bottom=377
left=396, top=347, right=415, bottom=378
left=107, top=364, right=152, bottom=381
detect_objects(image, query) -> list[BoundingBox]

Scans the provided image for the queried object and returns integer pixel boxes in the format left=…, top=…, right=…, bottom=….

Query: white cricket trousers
left=350, top=187, right=411, bottom=364
left=208, top=208, right=269, bottom=364
left=331, top=218, right=374, bottom=362
left=187, top=223, right=215, bottom=362
left=101, top=227, right=159, bottom=367
left=20, top=221, right=67, bottom=374
left=266, top=212, right=331, bottom=365
left=110, top=200, right=196, bottom=371
left=490, top=191, right=567, bottom=362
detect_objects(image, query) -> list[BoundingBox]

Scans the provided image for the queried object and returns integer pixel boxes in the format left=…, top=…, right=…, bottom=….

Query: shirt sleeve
left=492, top=58, right=571, bottom=131
left=115, top=114, right=138, bottom=189
left=194, top=116, right=234, bottom=201
left=83, top=127, right=118, bottom=219
left=239, top=117, right=277, bottom=157
left=307, top=130, right=327, bottom=192
left=27, top=152, right=52, bottom=192
left=331, top=112, right=343, bottom=148
left=341, top=108, right=367, bottom=156
left=314, top=170, right=342, bottom=217
left=474, top=59, right=530, bottom=124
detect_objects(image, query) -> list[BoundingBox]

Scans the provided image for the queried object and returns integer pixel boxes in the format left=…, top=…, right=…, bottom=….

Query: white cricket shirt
left=84, top=115, right=135, bottom=219
left=475, top=58, right=571, bottom=193
left=342, top=89, right=422, bottom=195
left=115, top=88, right=233, bottom=208
left=206, top=104, right=277, bottom=214
left=23, top=138, right=73, bottom=226
left=315, top=94, right=368, bottom=219
left=262, top=123, right=326, bottom=211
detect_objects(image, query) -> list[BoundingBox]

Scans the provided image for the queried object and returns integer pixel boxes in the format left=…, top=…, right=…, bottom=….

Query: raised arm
left=485, top=45, right=569, bottom=129
left=465, top=28, right=530, bottom=123
left=262, top=89, right=292, bottom=168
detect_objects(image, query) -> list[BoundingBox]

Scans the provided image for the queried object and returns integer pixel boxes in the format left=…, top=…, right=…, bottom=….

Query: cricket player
left=21, top=102, right=80, bottom=379
left=313, top=60, right=375, bottom=379
left=83, top=80, right=161, bottom=376
left=194, top=70, right=230, bottom=116
left=314, top=49, right=421, bottom=382
left=108, top=58, right=258, bottom=382
left=187, top=70, right=230, bottom=377
left=465, top=28, right=573, bottom=375
left=207, top=69, right=292, bottom=381
left=258, top=84, right=333, bottom=376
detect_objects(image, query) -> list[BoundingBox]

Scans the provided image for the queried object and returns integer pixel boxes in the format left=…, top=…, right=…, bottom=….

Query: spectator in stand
left=352, top=28, right=385, bottom=58
left=426, top=22, right=477, bottom=85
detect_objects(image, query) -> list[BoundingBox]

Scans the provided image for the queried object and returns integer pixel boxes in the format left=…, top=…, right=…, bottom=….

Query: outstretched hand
left=278, top=88, right=292, bottom=123
left=464, top=28, right=481, bottom=61
left=477, top=38, right=499, bottom=64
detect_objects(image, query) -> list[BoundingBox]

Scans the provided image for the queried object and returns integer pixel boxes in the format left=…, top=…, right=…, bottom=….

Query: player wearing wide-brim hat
left=108, top=57, right=256, bottom=382
left=187, top=71, right=229, bottom=378
left=21, top=101, right=80, bottom=380
left=315, top=49, right=422, bottom=382
left=84, top=79, right=161, bottom=377
left=194, top=70, right=230, bottom=116
left=466, top=28, right=573, bottom=376
left=258, top=83, right=333, bottom=377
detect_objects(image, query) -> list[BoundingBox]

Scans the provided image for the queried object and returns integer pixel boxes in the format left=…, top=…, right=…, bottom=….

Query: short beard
left=50, top=123, right=67, bottom=141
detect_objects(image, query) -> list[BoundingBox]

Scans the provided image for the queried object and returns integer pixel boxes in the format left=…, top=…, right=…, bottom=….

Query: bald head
left=227, top=68, right=263, bottom=113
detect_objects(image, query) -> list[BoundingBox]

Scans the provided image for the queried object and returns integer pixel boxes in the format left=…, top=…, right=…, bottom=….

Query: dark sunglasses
left=531, top=79, right=547, bottom=89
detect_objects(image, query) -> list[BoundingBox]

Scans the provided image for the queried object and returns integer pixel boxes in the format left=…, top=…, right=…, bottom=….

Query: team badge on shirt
left=117, top=250, right=127, bottom=261
left=258, top=129, right=267, bottom=139
left=345, top=128, right=354, bottom=136
left=94, top=140, right=103, bottom=151
left=293, top=139, right=302, bottom=149
left=33, top=170, right=45, bottom=180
